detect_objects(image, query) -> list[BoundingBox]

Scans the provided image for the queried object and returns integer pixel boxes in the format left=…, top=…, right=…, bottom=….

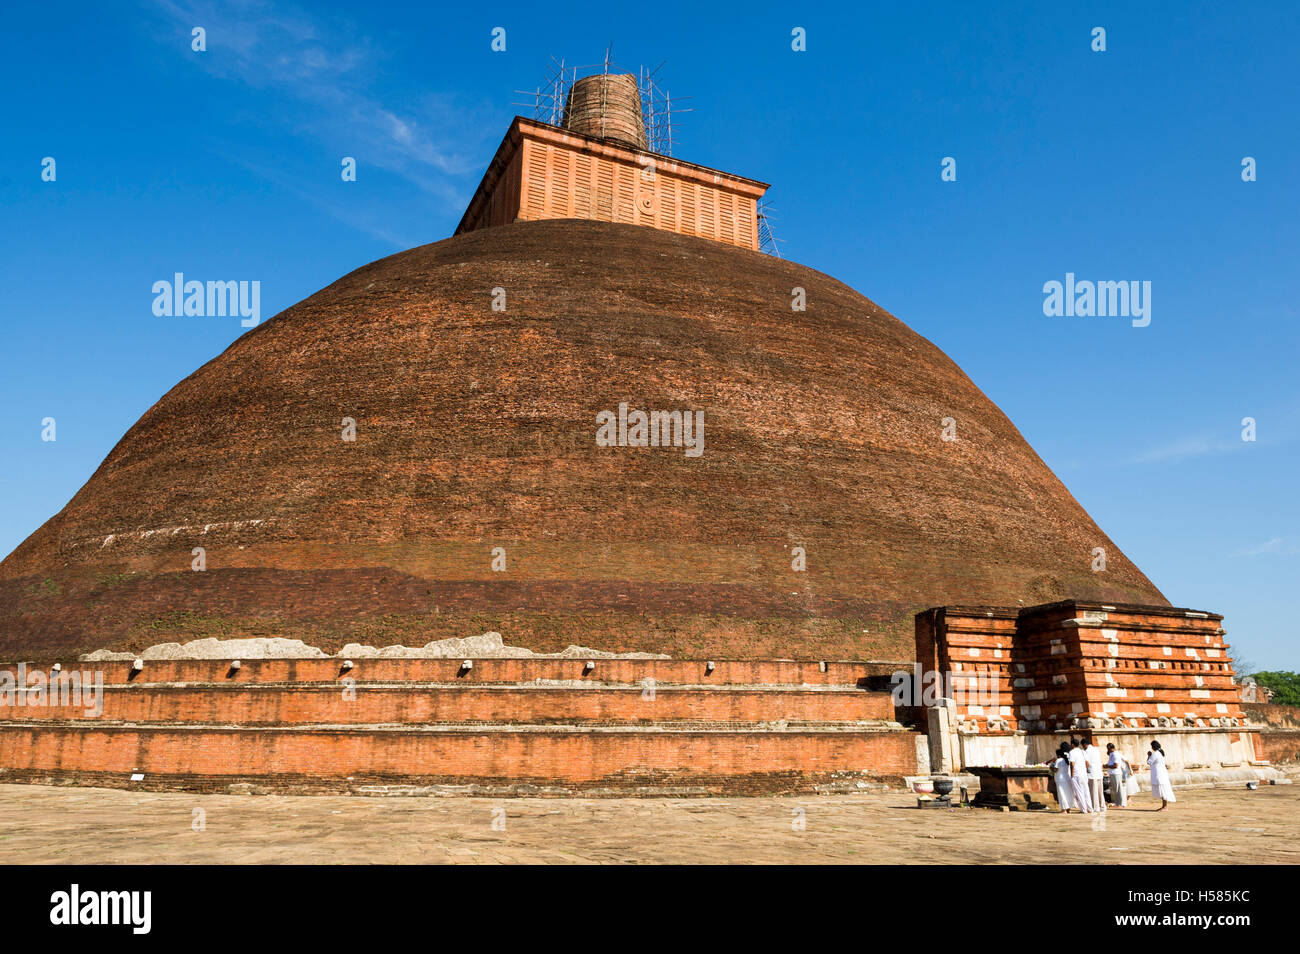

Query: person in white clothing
left=1148, top=739, right=1176, bottom=811
left=1081, top=738, right=1105, bottom=812
left=1105, top=742, right=1127, bottom=808
left=1066, top=740, right=1092, bottom=813
left=1049, top=745, right=1076, bottom=812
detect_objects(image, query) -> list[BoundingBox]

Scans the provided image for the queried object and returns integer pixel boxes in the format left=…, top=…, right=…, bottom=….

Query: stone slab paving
left=0, top=783, right=1295, bottom=864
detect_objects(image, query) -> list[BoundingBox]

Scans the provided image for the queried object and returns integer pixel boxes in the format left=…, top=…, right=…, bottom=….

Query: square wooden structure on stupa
left=456, top=116, right=770, bottom=251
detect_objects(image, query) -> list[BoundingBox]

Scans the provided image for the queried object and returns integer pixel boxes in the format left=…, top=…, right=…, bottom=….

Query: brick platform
left=0, top=657, right=922, bottom=795
left=916, top=601, right=1247, bottom=734
left=914, top=601, right=1271, bottom=780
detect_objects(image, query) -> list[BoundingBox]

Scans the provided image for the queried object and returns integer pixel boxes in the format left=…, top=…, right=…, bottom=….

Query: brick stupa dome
left=0, top=219, right=1165, bottom=662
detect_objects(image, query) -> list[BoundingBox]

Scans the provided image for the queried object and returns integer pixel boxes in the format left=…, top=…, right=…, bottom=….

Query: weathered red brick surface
left=0, top=656, right=919, bottom=791
left=0, top=658, right=897, bottom=686
left=1243, top=703, right=1300, bottom=763
left=1252, top=731, right=1300, bottom=764
left=918, top=601, right=1246, bottom=734
left=0, top=219, right=1164, bottom=661
left=0, top=723, right=920, bottom=786
left=1243, top=703, right=1300, bottom=728
left=14, top=684, right=896, bottom=725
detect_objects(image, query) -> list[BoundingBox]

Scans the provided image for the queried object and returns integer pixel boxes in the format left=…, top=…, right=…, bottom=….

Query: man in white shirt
left=1067, top=740, right=1092, bottom=813
left=1082, top=738, right=1106, bottom=812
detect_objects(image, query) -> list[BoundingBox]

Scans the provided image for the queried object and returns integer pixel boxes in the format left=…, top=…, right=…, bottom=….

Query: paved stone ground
left=0, top=783, right=1295, bottom=864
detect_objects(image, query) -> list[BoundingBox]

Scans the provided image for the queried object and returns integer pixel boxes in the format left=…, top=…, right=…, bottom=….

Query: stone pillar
left=914, top=733, right=932, bottom=776
left=927, top=698, right=959, bottom=773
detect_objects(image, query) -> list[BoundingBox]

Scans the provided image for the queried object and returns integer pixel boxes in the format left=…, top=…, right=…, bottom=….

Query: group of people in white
left=1049, top=738, right=1177, bottom=812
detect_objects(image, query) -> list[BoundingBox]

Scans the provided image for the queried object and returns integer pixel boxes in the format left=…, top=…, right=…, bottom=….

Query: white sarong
left=1070, top=775, right=1092, bottom=812
left=1053, top=759, right=1075, bottom=810
left=1108, top=769, right=1126, bottom=806
left=1148, top=751, right=1176, bottom=802
left=1068, top=748, right=1092, bottom=811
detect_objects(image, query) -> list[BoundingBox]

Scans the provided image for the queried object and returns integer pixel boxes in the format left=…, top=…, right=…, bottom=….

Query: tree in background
left=1252, top=671, right=1300, bottom=707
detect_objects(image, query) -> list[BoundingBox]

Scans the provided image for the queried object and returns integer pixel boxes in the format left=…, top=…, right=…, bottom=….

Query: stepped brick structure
left=0, top=657, right=923, bottom=794
left=916, top=602, right=1265, bottom=778
left=0, top=61, right=1276, bottom=794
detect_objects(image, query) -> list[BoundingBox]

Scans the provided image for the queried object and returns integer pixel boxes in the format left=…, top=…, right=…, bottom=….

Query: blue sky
left=2, top=1, right=1297, bottom=668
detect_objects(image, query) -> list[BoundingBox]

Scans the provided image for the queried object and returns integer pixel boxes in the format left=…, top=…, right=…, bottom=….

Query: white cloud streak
left=147, top=0, right=491, bottom=210
left=1130, top=435, right=1245, bottom=465
left=1231, top=538, right=1300, bottom=558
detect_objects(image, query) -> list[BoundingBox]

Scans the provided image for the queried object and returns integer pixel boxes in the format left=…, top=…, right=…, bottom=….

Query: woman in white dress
left=1105, top=743, right=1127, bottom=808
left=1067, top=740, right=1093, bottom=812
left=1147, top=739, right=1176, bottom=810
left=1050, top=746, right=1076, bottom=812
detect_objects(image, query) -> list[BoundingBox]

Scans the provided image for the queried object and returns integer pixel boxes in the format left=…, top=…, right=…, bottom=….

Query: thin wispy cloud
left=1231, top=538, right=1300, bottom=558
left=1130, top=435, right=1245, bottom=465
left=147, top=0, right=491, bottom=209
left=1130, top=408, right=1298, bottom=466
